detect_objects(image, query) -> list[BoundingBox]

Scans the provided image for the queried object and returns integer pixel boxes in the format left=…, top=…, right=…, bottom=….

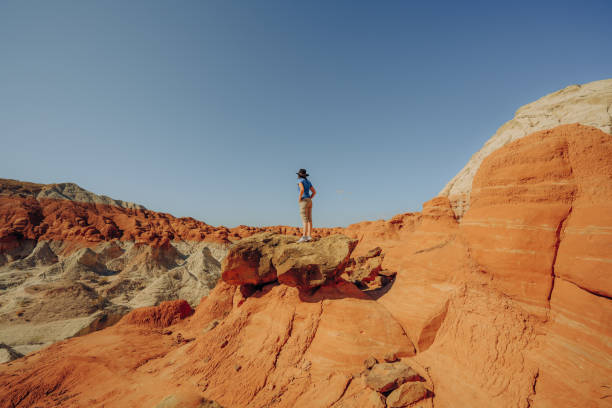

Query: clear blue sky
left=1, top=1, right=611, bottom=227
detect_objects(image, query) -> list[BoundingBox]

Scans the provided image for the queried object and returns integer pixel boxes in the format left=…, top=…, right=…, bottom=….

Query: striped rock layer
left=441, top=78, right=612, bottom=219
left=0, top=123, right=609, bottom=408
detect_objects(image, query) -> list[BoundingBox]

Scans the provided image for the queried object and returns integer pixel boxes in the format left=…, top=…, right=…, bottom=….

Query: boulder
left=221, top=233, right=358, bottom=291
left=365, top=362, right=423, bottom=393
left=343, top=247, right=382, bottom=280
left=221, top=233, right=295, bottom=285
left=386, top=382, right=429, bottom=407
left=274, top=235, right=358, bottom=290
left=340, top=246, right=395, bottom=291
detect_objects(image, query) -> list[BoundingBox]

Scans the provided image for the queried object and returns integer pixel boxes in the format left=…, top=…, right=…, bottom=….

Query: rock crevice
left=547, top=207, right=573, bottom=303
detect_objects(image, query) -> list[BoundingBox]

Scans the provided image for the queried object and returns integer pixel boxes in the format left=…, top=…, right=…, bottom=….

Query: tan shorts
left=299, top=198, right=313, bottom=223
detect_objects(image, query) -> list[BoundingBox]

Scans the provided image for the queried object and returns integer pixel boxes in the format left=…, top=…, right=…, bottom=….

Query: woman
left=296, top=168, right=316, bottom=242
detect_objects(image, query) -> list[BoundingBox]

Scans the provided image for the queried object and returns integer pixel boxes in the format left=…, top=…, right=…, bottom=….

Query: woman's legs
left=306, top=200, right=313, bottom=237
left=298, top=199, right=313, bottom=241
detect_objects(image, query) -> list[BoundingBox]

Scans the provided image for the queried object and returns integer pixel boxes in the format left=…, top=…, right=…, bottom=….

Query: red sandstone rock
left=0, top=124, right=610, bottom=408
left=220, top=233, right=295, bottom=286
left=340, top=125, right=612, bottom=407
left=119, top=299, right=194, bottom=328
left=221, top=233, right=358, bottom=290
left=365, top=361, right=422, bottom=392
left=0, top=280, right=415, bottom=407
left=386, top=382, right=429, bottom=407
left=330, top=376, right=387, bottom=407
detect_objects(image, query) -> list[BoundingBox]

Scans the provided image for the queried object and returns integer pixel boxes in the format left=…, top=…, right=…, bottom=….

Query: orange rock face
left=462, top=124, right=612, bottom=314
left=0, top=124, right=610, bottom=407
left=342, top=124, right=612, bottom=407
left=118, top=299, right=194, bottom=328
left=0, top=281, right=416, bottom=408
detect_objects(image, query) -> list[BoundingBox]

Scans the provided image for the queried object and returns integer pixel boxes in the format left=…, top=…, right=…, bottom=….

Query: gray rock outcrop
left=0, top=343, right=24, bottom=363
left=36, top=182, right=146, bottom=210
left=0, top=240, right=224, bottom=357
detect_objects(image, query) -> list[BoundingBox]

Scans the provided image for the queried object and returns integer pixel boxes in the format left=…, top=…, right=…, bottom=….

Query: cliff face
left=440, top=78, right=612, bottom=219
left=1, top=123, right=610, bottom=408
left=346, top=124, right=611, bottom=408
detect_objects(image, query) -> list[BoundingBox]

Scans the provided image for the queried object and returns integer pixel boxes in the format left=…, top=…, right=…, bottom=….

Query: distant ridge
left=0, top=178, right=146, bottom=210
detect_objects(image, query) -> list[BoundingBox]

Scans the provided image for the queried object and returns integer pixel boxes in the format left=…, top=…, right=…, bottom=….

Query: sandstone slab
left=387, top=382, right=428, bottom=407
left=365, top=361, right=422, bottom=393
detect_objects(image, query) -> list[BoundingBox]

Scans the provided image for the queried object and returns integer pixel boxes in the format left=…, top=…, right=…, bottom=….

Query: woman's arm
left=310, top=186, right=316, bottom=199
left=299, top=182, right=304, bottom=202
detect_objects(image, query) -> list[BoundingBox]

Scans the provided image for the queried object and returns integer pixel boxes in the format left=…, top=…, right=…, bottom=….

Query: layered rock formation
left=1, top=81, right=611, bottom=407
left=441, top=78, right=612, bottom=218
left=0, top=265, right=423, bottom=408
left=0, top=180, right=340, bottom=360
left=343, top=123, right=612, bottom=407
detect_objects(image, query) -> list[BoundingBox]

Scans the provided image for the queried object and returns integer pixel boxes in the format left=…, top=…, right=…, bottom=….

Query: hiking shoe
left=305, top=236, right=312, bottom=241
left=297, top=236, right=307, bottom=243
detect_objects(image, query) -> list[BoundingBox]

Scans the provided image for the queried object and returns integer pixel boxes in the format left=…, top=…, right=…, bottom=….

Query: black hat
left=296, top=168, right=309, bottom=177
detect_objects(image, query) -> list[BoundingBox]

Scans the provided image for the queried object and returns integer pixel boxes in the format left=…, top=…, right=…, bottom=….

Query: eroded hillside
left=0, top=180, right=339, bottom=358
left=1, top=123, right=610, bottom=408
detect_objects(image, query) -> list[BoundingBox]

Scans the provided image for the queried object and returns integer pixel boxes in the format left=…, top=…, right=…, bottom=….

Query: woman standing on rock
left=296, top=169, right=316, bottom=242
